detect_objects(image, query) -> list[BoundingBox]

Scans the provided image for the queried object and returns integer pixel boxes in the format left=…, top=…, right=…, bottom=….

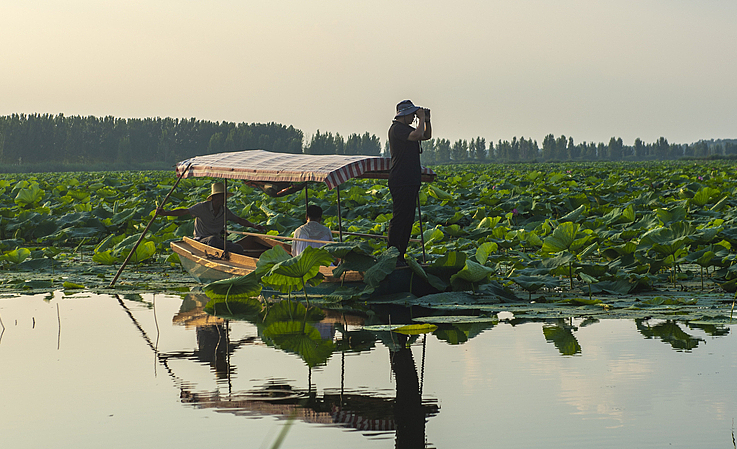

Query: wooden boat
left=168, top=149, right=438, bottom=296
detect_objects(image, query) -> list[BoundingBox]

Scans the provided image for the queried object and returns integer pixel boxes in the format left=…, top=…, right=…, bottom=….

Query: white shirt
left=292, top=221, right=333, bottom=256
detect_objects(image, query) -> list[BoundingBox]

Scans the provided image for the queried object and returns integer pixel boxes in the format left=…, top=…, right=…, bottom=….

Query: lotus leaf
left=14, top=185, right=45, bottom=207
left=204, top=271, right=263, bottom=300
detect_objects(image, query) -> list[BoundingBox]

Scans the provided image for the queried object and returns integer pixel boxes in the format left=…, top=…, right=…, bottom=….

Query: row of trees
left=417, top=135, right=737, bottom=164
left=1, top=113, right=734, bottom=167
left=0, top=113, right=305, bottom=165
left=303, top=130, right=381, bottom=155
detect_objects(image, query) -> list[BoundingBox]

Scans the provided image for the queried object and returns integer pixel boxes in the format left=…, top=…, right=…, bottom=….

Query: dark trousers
left=200, top=235, right=246, bottom=255
left=387, top=184, right=420, bottom=257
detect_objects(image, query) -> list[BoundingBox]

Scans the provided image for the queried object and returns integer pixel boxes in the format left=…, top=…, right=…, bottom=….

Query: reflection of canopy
left=175, top=149, right=437, bottom=190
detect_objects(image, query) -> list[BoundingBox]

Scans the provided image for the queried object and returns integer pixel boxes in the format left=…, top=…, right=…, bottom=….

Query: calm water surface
left=1, top=291, right=736, bottom=449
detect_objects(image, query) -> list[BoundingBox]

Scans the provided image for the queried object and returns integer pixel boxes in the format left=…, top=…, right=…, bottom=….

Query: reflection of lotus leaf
left=262, top=321, right=334, bottom=368
left=204, top=297, right=263, bottom=320
left=543, top=325, right=581, bottom=356
left=636, top=320, right=703, bottom=351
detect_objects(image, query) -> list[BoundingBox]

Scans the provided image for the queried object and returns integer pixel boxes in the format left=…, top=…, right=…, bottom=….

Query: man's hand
left=416, top=108, right=426, bottom=121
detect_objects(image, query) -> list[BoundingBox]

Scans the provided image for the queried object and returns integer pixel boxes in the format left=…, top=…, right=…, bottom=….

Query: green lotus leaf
left=23, top=279, right=54, bottom=289
left=255, top=244, right=292, bottom=275
left=127, top=241, right=156, bottom=264
left=690, top=187, right=721, bottom=207
left=542, top=222, right=580, bottom=254
left=363, top=247, right=400, bottom=289
left=475, top=242, right=498, bottom=265
left=406, top=256, right=449, bottom=292
left=422, top=226, right=445, bottom=244
left=450, top=260, right=494, bottom=290
left=270, top=246, right=333, bottom=280
left=393, top=323, right=438, bottom=335
left=476, top=216, right=502, bottom=229
left=3, top=247, right=31, bottom=264
left=560, top=205, right=586, bottom=223
left=204, top=270, right=263, bottom=300
left=15, top=185, right=45, bottom=207
left=427, top=184, right=453, bottom=200
left=512, top=275, right=560, bottom=292
left=92, top=250, right=118, bottom=265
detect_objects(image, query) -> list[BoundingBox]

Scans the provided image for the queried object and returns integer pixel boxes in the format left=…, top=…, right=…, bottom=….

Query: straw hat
left=206, top=182, right=233, bottom=201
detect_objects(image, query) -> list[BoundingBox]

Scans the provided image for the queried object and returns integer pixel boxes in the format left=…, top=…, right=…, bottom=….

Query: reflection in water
left=142, top=294, right=441, bottom=447
left=635, top=319, right=705, bottom=351
left=391, top=333, right=430, bottom=449
left=543, top=320, right=581, bottom=356
left=116, top=293, right=731, bottom=448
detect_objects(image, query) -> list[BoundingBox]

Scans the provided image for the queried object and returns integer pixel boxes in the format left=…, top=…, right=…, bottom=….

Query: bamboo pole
left=229, top=229, right=422, bottom=243
left=109, top=163, right=191, bottom=287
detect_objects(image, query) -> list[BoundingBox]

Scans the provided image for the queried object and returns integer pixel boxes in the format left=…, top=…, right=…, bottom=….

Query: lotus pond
left=1, top=291, right=736, bottom=449
left=2, top=161, right=737, bottom=446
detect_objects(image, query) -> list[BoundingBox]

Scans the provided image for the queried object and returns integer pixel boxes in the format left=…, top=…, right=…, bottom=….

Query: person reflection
left=390, top=333, right=426, bottom=449
left=196, top=324, right=230, bottom=379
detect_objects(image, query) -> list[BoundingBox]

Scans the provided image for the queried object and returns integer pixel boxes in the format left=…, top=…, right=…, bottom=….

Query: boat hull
left=170, top=236, right=438, bottom=297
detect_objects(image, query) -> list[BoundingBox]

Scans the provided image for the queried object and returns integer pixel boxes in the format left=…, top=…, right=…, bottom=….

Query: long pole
left=223, top=178, right=228, bottom=253
left=109, top=163, right=191, bottom=287
left=336, top=186, right=343, bottom=242
left=417, top=191, right=427, bottom=263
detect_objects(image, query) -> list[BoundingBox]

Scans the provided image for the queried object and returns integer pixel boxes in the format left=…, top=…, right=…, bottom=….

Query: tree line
left=417, top=135, right=737, bottom=165
left=1, top=113, right=734, bottom=167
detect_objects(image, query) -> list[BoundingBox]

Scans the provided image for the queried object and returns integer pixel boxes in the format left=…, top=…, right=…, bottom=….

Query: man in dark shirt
left=387, top=100, right=432, bottom=265
left=156, top=182, right=265, bottom=255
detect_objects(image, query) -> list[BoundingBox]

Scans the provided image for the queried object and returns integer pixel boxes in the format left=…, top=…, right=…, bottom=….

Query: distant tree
left=633, top=138, right=644, bottom=159
left=555, top=135, right=568, bottom=160
left=567, top=137, right=578, bottom=160
left=541, top=134, right=555, bottom=161
left=436, top=138, right=451, bottom=163
left=451, top=139, right=469, bottom=162
left=607, top=137, right=623, bottom=160
left=692, top=141, right=709, bottom=157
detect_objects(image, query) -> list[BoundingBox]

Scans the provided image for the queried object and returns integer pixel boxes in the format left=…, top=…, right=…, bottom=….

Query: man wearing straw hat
left=156, top=182, right=265, bottom=255
left=387, top=100, right=432, bottom=265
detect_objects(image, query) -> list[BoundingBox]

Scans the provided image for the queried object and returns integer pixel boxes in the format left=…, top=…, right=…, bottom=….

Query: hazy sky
left=3, top=0, right=735, bottom=147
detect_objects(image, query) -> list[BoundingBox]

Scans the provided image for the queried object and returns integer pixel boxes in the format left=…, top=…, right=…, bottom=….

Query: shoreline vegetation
left=1, top=113, right=736, bottom=173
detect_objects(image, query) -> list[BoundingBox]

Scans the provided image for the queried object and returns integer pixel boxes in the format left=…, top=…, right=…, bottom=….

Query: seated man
left=156, top=182, right=265, bottom=255
left=291, top=205, right=333, bottom=257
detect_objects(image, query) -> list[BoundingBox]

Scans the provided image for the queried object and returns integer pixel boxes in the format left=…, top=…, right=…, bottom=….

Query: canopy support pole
left=304, top=185, right=309, bottom=212
left=417, top=192, right=427, bottom=263
left=223, top=178, right=229, bottom=255
left=109, top=162, right=191, bottom=287
left=336, top=186, right=343, bottom=242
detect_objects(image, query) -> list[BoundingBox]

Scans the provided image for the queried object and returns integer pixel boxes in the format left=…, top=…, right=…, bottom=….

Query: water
left=1, top=291, right=736, bottom=448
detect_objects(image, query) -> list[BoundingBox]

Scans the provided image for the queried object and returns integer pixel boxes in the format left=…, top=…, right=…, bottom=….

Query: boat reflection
left=171, top=294, right=442, bottom=447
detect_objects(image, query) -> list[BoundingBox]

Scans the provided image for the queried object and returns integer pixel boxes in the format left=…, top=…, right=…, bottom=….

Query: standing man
left=387, top=100, right=432, bottom=265
left=291, top=204, right=334, bottom=257
left=156, top=182, right=265, bottom=255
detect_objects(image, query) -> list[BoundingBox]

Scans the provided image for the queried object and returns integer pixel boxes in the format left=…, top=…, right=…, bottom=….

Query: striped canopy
left=175, top=149, right=436, bottom=190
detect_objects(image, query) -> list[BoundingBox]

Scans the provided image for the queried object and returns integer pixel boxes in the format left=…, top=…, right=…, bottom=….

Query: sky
left=2, top=0, right=736, bottom=147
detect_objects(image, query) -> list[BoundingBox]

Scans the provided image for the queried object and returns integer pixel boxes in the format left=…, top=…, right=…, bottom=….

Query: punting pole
left=109, top=162, right=192, bottom=287
left=336, top=185, right=343, bottom=242
left=417, top=191, right=427, bottom=263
